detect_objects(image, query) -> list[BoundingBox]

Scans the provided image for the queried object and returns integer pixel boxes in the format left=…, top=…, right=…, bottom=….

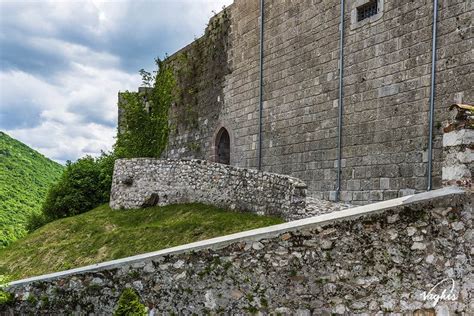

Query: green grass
left=0, top=203, right=283, bottom=280
left=0, top=131, right=64, bottom=247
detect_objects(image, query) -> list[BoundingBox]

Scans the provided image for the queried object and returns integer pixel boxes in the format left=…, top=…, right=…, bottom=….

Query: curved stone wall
left=109, top=159, right=308, bottom=221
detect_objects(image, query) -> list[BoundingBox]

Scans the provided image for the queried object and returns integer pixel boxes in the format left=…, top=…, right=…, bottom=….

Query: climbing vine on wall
left=169, top=9, right=230, bottom=134
left=115, top=9, right=229, bottom=158
left=115, top=60, right=176, bottom=158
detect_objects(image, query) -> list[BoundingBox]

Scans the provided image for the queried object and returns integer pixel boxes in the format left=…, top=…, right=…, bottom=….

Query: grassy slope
left=0, top=203, right=283, bottom=280
left=0, top=131, right=63, bottom=247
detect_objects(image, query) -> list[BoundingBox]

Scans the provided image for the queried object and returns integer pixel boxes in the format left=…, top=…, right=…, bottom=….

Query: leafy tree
left=138, top=69, right=153, bottom=87
left=96, top=151, right=116, bottom=202
left=40, top=152, right=116, bottom=221
left=0, top=131, right=63, bottom=247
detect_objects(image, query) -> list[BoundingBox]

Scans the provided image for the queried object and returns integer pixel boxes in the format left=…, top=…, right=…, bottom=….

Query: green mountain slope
left=0, top=203, right=283, bottom=280
left=0, top=131, right=64, bottom=247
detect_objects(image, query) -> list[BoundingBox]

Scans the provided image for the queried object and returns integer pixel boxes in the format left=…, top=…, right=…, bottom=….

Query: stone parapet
left=109, top=158, right=308, bottom=221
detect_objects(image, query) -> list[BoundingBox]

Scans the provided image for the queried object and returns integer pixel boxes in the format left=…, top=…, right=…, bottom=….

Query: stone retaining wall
left=3, top=187, right=471, bottom=314
left=109, top=159, right=308, bottom=221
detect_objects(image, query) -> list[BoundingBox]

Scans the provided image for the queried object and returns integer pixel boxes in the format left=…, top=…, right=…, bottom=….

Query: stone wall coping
left=9, top=186, right=466, bottom=287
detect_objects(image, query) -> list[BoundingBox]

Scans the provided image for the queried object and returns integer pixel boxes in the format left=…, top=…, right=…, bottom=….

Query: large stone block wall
left=119, top=0, right=473, bottom=203
left=219, top=0, right=473, bottom=204
left=4, top=188, right=471, bottom=314
left=163, top=9, right=231, bottom=161
left=109, top=158, right=307, bottom=221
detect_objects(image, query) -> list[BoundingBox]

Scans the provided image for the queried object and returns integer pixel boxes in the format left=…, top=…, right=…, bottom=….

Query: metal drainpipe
left=258, top=0, right=265, bottom=170
left=336, top=0, right=345, bottom=201
left=427, top=0, right=439, bottom=191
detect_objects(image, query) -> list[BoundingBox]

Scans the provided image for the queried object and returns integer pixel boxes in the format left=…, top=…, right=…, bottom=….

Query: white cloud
left=0, top=0, right=233, bottom=163
left=27, top=37, right=120, bottom=69
left=1, top=64, right=140, bottom=163
left=8, top=120, right=117, bottom=164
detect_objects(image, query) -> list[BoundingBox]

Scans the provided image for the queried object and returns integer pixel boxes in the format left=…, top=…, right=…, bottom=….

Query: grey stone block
left=380, top=178, right=390, bottom=190
left=384, top=190, right=399, bottom=200
left=369, top=190, right=384, bottom=201
left=340, top=191, right=353, bottom=202
left=347, top=179, right=361, bottom=191
left=399, top=189, right=416, bottom=197
left=378, top=84, right=400, bottom=98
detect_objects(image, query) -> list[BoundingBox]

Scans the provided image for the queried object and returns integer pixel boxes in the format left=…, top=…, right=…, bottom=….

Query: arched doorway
left=215, top=127, right=230, bottom=165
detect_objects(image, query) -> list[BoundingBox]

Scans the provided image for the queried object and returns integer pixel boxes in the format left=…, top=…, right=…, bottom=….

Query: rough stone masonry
left=3, top=187, right=472, bottom=314
left=442, top=104, right=474, bottom=189
left=109, top=158, right=308, bottom=221
left=119, top=0, right=473, bottom=204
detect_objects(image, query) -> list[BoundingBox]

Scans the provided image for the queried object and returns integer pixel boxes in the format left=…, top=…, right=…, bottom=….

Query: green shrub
left=114, top=288, right=147, bottom=316
left=114, top=59, right=175, bottom=159
left=40, top=152, right=116, bottom=221
left=95, top=151, right=117, bottom=201
left=25, top=212, right=49, bottom=232
left=0, top=275, right=13, bottom=306
left=0, top=290, right=12, bottom=306
left=114, top=91, right=159, bottom=159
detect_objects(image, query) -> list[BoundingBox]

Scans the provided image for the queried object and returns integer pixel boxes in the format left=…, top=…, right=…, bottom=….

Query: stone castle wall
left=118, top=11, right=231, bottom=162
left=121, top=0, right=473, bottom=203
left=4, top=188, right=471, bottom=314
left=109, top=158, right=307, bottom=221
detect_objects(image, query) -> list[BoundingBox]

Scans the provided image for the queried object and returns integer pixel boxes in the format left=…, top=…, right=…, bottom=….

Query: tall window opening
left=215, top=127, right=230, bottom=165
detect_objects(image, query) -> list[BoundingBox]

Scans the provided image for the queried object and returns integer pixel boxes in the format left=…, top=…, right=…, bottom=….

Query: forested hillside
left=0, top=131, right=63, bottom=247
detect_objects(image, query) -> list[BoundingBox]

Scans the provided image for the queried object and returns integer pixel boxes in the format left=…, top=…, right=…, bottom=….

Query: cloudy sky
left=0, top=0, right=233, bottom=164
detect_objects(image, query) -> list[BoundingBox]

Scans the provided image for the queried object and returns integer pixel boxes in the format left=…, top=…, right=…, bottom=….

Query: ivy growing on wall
left=115, top=8, right=230, bottom=158
left=115, top=59, right=176, bottom=158
left=168, top=9, right=230, bottom=136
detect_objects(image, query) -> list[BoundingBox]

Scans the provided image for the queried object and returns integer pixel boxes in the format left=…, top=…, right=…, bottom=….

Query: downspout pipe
left=427, top=0, right=439, bottom=191
left=336, top=0, right=345, bottom=201
left=258, top=0, right=264, bottom=170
